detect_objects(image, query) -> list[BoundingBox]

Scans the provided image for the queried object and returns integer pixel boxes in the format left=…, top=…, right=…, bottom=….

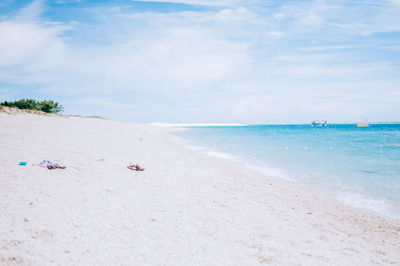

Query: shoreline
left=1, top=113, right=399, bottom=265
left=177, top=138, right=400, bottom=220
left=170, top=126, right=400, bottom=221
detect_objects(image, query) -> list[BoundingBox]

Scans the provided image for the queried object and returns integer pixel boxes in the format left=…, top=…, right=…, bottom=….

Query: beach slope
left=0, top=113, right=399, bottom=265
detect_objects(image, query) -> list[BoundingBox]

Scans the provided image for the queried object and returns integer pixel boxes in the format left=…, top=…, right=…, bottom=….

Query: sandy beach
left=0, top=112, right=399, bottom=265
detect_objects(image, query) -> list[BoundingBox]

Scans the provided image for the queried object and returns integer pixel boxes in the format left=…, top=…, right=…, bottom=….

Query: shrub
left=0, top=99, right=64, bottom=114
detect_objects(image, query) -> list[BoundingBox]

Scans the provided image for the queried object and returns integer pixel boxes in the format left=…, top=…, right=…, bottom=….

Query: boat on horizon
left=310, top=120, right=328, bottom=127
left=355, top=122, right=369, bottom=127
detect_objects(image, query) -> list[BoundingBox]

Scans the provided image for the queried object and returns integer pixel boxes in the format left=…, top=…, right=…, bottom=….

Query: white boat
left=355, top=122, right=369, bottom=127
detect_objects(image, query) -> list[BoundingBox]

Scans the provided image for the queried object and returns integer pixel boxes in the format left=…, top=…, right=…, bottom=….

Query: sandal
left=54, top=163, right=66, bottom=169
left=127, top=163, right=145, bottom=171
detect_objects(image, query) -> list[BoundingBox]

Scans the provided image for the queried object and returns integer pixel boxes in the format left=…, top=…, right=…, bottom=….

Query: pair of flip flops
left=127, top=163, right=145, bottom=171
left=47, top=163, right=66, bottom=170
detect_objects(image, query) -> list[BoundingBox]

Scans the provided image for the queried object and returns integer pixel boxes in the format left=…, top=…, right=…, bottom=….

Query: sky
left=0, top=0, right=399, bottom=123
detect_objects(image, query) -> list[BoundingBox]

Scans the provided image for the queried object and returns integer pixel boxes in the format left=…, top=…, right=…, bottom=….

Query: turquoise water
left=173, top=124, right=400, bottom=219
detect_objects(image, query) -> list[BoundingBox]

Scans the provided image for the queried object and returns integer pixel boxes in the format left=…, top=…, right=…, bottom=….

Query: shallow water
left=173, top=124, right=400, bottom=219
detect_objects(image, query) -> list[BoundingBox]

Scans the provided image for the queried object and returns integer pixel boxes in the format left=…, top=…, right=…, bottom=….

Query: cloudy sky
left=0, top=0, right=399, bottom=123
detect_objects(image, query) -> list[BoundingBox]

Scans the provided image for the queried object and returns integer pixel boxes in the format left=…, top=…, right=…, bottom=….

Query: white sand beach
left=1, top=113, right=399, bottom=265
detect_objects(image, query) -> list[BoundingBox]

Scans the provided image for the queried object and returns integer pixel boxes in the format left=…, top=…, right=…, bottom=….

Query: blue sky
left=0, top=0, right=399, bottom=123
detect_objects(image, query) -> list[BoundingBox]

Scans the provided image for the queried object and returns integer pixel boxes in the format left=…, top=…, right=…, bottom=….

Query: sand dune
left=1, top=113, right=399, bottom=265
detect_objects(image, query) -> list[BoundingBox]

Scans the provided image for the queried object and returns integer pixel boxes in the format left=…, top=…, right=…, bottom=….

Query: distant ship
left=355, top=122, right=369, bottom=127
left=310, top=120, right=328, bottom=127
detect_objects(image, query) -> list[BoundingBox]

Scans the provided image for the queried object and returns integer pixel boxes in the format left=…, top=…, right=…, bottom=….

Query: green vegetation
left=0, top=99, right=63, bottom=114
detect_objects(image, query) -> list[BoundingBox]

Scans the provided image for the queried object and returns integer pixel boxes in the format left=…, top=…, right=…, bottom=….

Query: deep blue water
left=173, top=124, right=400, bottom=219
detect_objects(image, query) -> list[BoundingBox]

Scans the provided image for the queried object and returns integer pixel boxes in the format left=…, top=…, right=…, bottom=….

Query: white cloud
left=122, top=6, right=257, bottom=23
left=54, top=0, right=82, bottom=3
left=273, top=13, right=286, bottom=19
left=297, top=45, right=360, bottom=51
left=214, top=7, right=255, bottom=20
left=296, top=10, right=324, bottom=28
left=267, top=31, right=283, bottom=38
left=379, top=45, right=400, bottom=51
left=131, top=0, right=253, bottom=7
left=13, top=0, right=44, bottom=21
left=0, top=21, right=65, bottom=69
left=389, top=0, right=400, bottom=5
left=0, top=7, right=251, bottom=96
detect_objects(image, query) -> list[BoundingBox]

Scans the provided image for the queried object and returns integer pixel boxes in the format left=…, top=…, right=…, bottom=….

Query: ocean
left=172, top=124, right=400, bottom=219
